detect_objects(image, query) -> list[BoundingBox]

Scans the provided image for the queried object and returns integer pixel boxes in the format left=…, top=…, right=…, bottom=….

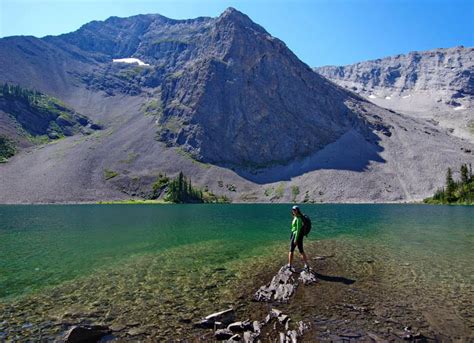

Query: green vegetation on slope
left=104, top=169, right=119, bottom=180
left=424, top=163, right=474, bottom=204
left=0, top=135, right=16, bottom=162
left=0, top=83, right=93, bottom=140
left=150, top=171, right=230, bottom=203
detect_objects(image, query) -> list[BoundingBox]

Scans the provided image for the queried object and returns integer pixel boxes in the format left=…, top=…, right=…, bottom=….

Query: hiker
left=287, top=205, right=310, bottom=271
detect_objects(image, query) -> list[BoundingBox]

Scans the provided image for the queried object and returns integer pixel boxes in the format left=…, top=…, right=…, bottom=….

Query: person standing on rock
left=287, top=205, right=310, bottom=272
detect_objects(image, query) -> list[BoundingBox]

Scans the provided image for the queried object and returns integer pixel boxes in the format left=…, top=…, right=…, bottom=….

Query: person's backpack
left=301, top=214, right=312, bottom=237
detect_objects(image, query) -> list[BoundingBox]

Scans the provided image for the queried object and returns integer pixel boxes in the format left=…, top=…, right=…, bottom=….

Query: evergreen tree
left=461, top=164, right=469, bottom=185
left=445, top=167, right=455, bottom=202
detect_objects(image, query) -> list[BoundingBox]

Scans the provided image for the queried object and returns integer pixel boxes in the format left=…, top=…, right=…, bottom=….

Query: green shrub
left=291, top=186, right=300, bottom=203
left=0, top=135, right=16, bottom=162
left=104, top=169, right=119, bottom=180
left=275, top=183, right=285, bottom=199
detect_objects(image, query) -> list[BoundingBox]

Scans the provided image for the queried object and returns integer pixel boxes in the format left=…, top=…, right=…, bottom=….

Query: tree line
left=151, top=171, right=230, bottom=203
left=425, top=163, right=473, bottom=204
left=1, top=83, right=42, bottom=105
left=164, top=171, right=204, bottom=203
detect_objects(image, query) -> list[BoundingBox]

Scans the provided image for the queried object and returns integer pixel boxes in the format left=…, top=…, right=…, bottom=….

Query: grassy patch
left=97, top=199, right=168, bottom=204
left=141, top=98, right=163, bottom=117
left=264, top=187, right=274, bottom=197
left=467, top=121, right=474, bottom=134
left=104, top=169, right=119, bottom=180
left=119, top=152, right=139, bottom=164
left=176, top=148, right=211, bottom=169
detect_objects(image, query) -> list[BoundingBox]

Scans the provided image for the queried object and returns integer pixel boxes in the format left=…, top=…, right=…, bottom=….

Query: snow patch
left=385, top=96, right=391, bottom=100
left=112, top=58, right=150, bottom=66
left=453, top=106, right=465, bottom=111
left=368, top=94, right=377, bottom=99
left=402, top=94, right=411, bottom=99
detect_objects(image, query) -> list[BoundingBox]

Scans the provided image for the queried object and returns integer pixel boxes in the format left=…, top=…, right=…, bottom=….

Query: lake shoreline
left=209, top=240, right=473, bottom=342
left=0, top=200, right=425, bottom=205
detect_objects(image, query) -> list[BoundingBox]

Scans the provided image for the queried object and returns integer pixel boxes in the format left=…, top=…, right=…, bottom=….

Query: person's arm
left=295, top=217, right=303, bottom=241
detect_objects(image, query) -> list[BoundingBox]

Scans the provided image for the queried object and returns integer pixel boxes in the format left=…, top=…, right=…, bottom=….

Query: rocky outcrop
left=197, top=307, right=309, bottom=342
left=254, top=266, right=317, bottom=302
left=315, top=46, right=474, bottom=97
left=315, top=46, right=474, bottom=142
left=61, top=325, right=111, bottom=343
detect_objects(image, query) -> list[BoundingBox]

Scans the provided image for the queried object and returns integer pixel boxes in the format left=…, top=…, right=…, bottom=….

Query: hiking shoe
left=285, top=265, right=296, bottom=273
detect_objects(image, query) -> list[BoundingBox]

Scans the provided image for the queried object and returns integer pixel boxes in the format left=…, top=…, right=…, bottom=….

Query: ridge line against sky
left=1, top=0, right=473, bottom=67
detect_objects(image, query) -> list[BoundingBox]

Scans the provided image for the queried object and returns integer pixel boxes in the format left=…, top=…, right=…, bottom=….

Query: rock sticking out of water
left=61, top=325, right=111, bottom=343
left=254, top=266, right=318, bottom=302
left=228, top=320, right=253, bottom=332
left=298, top=269, right=317, bottom=285
left=199, top=307, right=310, bottom=342
left=194, top=308, right=236, bottom=329
left=215, top=328, right=234, bottom=340
left=253, top=266, right=298, bottom=302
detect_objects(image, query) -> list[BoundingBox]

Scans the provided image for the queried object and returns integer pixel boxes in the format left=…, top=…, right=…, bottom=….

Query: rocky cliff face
left=315, top=47, right=474, bottom=141
left=315, top=46, right=473, bottom=97
left=154, top=8, right=379, bottom=167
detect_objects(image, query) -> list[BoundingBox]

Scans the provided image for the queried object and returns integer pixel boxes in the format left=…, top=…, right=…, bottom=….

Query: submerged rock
left=62, top=325, right=111, bottom=343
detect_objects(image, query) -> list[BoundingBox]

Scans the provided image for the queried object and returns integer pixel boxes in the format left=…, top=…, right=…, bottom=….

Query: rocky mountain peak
left=215, top=7, right=267, bottom=35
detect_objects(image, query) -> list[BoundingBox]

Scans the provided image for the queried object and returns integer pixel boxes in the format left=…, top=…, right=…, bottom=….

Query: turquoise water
left=0, top=204, right=473, bottom=340
left=1, top=204, right=472, bottom=300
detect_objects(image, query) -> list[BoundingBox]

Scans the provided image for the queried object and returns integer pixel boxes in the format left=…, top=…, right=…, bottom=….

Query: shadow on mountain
left=229, top=129, right=385, bottom=184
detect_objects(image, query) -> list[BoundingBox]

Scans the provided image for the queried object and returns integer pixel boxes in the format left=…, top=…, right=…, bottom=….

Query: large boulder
left=61, top=325, right=111, bottom=343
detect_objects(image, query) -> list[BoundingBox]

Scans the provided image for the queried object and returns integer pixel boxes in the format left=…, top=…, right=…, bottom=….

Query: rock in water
left=215, top=328, right=234, bottom=340
left=228, top=333, right=241, bottom=341
left=298, top=269, right=317, bottom=285
left=205, top=308, right=236, bottom=325
left=62, top=325, right=111, bottom=343
left=227, top=320, right=253, bottom=332
left=254, top=266, right=298, bottom=303
left=194, top=308, right=236, bottom=328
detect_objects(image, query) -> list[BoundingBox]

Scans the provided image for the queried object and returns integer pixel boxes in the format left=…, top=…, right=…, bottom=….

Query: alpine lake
left=0, top=204, right=473, bottom=341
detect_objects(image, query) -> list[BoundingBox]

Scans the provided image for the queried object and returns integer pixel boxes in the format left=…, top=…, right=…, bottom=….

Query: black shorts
left=289, top=233, right=304, bottom=253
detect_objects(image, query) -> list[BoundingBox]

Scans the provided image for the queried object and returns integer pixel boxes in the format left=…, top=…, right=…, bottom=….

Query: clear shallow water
left=0, top=204, right=473, bottom=340
left=0, top=204, right=473, bottom=300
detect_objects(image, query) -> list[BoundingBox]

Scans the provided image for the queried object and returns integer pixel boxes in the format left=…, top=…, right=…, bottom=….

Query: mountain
left=0, top=8, right=473, bottom=203
left=315, top=46, right=474, bottom=141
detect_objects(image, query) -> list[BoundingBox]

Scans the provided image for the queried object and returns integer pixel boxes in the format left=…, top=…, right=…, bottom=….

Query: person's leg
left=297, top=238, right=310, bottom=269
left=288, top=234, right=296, bottom=268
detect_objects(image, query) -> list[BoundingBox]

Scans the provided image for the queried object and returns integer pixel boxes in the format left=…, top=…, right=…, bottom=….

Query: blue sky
left=1, top=0, right=472, bottom=67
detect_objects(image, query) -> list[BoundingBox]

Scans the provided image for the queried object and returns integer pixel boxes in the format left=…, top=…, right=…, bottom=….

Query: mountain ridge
left=0, top=8, right=473, bottom=203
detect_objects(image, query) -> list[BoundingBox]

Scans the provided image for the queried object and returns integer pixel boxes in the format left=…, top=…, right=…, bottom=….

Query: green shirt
left=291, top=216, right=303, bottom=241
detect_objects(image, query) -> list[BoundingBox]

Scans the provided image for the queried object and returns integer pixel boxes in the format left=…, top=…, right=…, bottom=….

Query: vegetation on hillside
left=0, top=83, right=93, bottom=140
left=150, top=171, right=230, bottom=203
left=0, top=135, right=16, bottom=162
left=424, top=164, right=473, bottom=204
